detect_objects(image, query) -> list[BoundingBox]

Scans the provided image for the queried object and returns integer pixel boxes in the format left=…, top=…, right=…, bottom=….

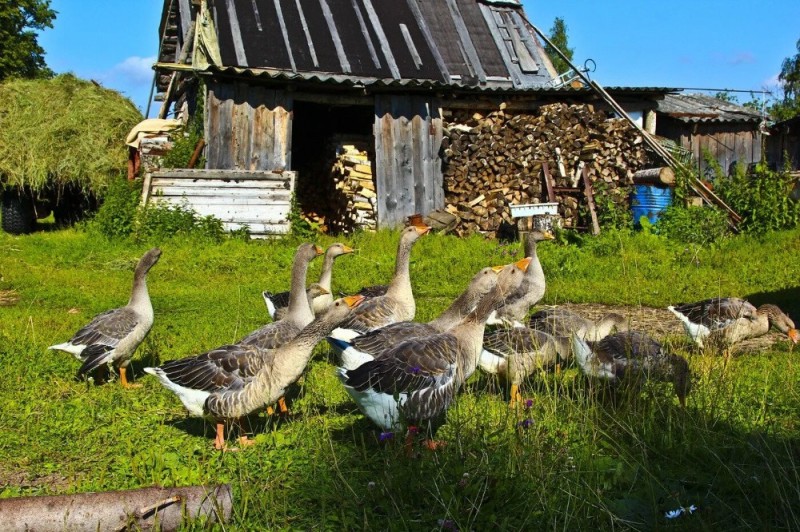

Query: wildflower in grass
left=437, top=518, right=458, bottom=530
left=518, top=418, right=534, bottom=429
left=524, top=399, right=534, bottom=409
left=665, top=505, right=697, bottom=519
left=408, top=425, right=419, bottom=435
left=367, top=481, right=376, bottom=490
left=379, top=431, right=394, bottom=442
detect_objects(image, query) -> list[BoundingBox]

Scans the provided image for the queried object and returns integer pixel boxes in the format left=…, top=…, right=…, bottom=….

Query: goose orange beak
left=341, top=245, right=355, bottom=254
left=314, top=245, right=325, bottom=255
left=491, top=264, right=505, bottom=273
left=788, top=328, right=799, bottom=344
left=413, top=223, right=432, bottom=236
left=343, top=294, right=366, bottom=308
left=541, top=230, right=556, bottom=240
left=317, top=287, right=330, bottom=295
left=514, top=257, right=533, bottom=272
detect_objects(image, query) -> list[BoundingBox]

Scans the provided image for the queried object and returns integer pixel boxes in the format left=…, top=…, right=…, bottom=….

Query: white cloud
left=728, top=52, right=756, bottom=65
left=103, top=55, right=157, bottom=86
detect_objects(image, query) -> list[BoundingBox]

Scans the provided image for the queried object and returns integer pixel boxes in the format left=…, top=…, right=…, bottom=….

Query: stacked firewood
left=330, top=145, right=377, bottom=232
left=442, top=103, right=652, bottom=235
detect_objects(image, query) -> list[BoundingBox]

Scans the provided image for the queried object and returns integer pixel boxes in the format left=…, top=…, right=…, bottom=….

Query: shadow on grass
left=746, top=285, right=800, bottom=322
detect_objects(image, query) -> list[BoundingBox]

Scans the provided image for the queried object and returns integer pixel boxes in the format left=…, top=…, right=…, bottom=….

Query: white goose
left=330, top=265, right=501, bottom=371
left=327, top=222, right=430, bottom=353
left=49, top=248, right=161, bottom=387
left=486, top=229, right=554, bottom=327
left=263, top=243, right=354, bottom=319
left=338, top=258, right=530, bottom=451
left=146, top=295, right=365, bottom=450
left=239, top=243, right=323, bottom=349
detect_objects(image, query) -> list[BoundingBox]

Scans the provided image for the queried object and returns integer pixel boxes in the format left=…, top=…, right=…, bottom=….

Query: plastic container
left=630, top=185, right=672, bottom=227
left=509, top=202, right=559, bottom=218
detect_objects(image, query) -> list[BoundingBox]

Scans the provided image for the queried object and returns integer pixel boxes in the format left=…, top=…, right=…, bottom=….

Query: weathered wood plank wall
left=145, top=169, right=296, bottom=237
left=374, top=95, right=444, bottom=228
left=205, top=81, right=293, bottom=171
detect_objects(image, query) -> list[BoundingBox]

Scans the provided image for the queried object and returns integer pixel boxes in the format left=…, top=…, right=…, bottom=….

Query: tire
left=1, top=190, right=36, bottom=234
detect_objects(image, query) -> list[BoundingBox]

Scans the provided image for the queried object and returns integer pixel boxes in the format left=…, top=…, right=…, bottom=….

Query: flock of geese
left=49, top=221, right=798, bottom=451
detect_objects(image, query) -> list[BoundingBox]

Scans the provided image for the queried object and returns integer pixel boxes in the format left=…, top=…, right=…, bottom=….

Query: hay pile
left=0, top=74, right=142, bottom=194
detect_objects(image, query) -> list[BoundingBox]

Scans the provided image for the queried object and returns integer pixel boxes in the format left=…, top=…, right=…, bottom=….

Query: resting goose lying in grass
left=263, top=243, right=353, bottom=320
left=239, top=243, right=323, bottom=349
left=486, top=229, right=554, bottom=328
left=329, top=265, right=501, bottom=371
left=667, top=297, right=797, bottom=349
left=571, top=331, right=691, bottom=408
left=146, top=295, right=364, bottom=450
left=338, top=258, right=530, bottom=453
left=49, top=248, right=161, bottom=387
left=528, top=307, right=628, bottom=342
left=327, top=223, right=430, bottom=357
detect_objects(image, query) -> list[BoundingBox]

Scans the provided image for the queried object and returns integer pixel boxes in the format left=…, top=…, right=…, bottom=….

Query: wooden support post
left=187, top=138, right=206, bottom=169
left=542, top=162, right=556, bottom=202
left=582, top=165, right=601, bottom=236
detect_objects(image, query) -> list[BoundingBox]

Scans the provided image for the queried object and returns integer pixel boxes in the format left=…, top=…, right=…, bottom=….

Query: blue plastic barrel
left=630, top=185, right=672, bottom=227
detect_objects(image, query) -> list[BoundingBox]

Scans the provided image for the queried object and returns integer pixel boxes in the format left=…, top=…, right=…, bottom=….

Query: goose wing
left=336, top=295, right=403, bottom=334
left=350, top=322, right=438, bottom=355
left=155, top=343, right=266, bottom=392
left=69, top=307, right=140, bottom=354
left=528, top=308, right=589, bottom=336
left=238, top=320, right=302, bottom=349
left=673, top=297, right=756, bottom=329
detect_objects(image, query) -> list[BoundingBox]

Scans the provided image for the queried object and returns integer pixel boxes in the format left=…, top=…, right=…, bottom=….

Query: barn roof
left=156, top=0, right=563, bottom=95
left=656, top=93, right=763, bottom=124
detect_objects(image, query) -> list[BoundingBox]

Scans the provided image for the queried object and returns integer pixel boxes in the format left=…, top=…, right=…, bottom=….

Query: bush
left=655, top=204, right=730, bottom=245
left=134, top=201, right=225, bottom=243
left=90, top=177, right=141, bottom=239
left=712, top=159, right=800, bottom=234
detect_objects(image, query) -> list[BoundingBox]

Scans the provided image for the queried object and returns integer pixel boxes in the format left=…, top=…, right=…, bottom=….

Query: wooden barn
left=653, top=93, right=764, bottom=177
left=152, top=0, right=692, bottom=235
left=766, top=115, right=800, bottom=171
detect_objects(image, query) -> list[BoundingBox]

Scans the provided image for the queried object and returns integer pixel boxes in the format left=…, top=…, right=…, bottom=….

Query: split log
left=1, top=484, right=232, bottom=532
left=633, top=166, right=675, bottom=186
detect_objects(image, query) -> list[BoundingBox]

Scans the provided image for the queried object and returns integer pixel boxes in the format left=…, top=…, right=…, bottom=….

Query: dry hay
left=0, top=73, right=142, bottom=194
left=0, top=289, right=20, bottom=306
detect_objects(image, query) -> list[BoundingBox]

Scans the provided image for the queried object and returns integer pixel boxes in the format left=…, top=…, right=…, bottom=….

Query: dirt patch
left=551, top=302, right=790, bottom=354
left=0, top=467, right=70, bottom=493
left=0, top=289, right=20, bottom=306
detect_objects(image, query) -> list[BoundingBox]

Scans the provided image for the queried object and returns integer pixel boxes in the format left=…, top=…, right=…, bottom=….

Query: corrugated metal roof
left=656, top=93, right=763, bottom=123
left=158, top=0, right=559, bottom=91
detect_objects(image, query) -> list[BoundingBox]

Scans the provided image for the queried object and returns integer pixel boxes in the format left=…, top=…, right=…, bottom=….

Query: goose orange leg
left=508, top=383, right=523, bottom=407
left=266, top=396, right=288, bottom=416
left=120, top=367, right=141, bottom=388
left=214, top=423, right=226, bottom=450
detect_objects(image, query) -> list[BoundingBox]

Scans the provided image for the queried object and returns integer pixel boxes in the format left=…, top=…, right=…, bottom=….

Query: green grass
left=1, top=227, right=799, bottom=529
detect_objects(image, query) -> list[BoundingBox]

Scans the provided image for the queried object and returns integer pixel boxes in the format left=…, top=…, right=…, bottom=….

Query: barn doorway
left=291, top=100, right=374, bottom=233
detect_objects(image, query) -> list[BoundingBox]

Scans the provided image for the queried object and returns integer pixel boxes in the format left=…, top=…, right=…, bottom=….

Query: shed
left=654, top=93, right=764, bottom=177
left=766, top=115, right=800, bottom=171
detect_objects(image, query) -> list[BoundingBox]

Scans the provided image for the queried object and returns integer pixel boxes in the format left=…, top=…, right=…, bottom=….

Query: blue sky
left=37, top=0, right=800, bottom=117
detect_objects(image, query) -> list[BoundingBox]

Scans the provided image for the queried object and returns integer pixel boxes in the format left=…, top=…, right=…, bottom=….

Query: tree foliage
left=769, top=38, right=800, bottom=121
left=545, top=17, right=574, bottom=76
left=0, top=0, right=56, bottom=81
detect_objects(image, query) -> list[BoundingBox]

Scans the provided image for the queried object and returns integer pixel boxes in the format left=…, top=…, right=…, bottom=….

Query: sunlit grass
left=0, top=226, right=798, bottom=528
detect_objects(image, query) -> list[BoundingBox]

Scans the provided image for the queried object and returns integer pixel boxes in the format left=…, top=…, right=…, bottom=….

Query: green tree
left=0, top=0, right=56, bottom=81
left=545, top=17, right=574, bottom=76
left=769, top=38, right=800, bottom=121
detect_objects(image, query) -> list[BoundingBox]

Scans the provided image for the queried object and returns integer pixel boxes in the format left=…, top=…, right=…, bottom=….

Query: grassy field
left=1, top=226, right=799, bottom=529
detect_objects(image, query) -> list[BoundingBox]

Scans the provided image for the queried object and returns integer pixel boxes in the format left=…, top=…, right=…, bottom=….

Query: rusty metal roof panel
left=657, top=93, right=762, bottom=123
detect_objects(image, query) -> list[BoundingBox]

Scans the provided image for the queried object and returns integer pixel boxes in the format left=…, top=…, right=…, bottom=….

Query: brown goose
left=338, top=257, right=531, bottom=449
left=330, top=265, right=502, bottom=370
left=706, top=303, right=798, bottom=347
left=263, top=243, right=354, bottom=319
left=479, top=327, right=571, bottom=406
left=486, top=229, right=554, bottom=327
left=49, top=248, right=161, bottom=387
left=178, top=295, right=364, bottom=449
left=528, top=307, right=628, bottom=342
left=329, top=223, right=430, bottom=345
left=238, top=243, right=323, bottom=349
left=668, top=297, right=762, bottom=348
left=572, top=331, right=691, bottom=407
left=145, top=296, right=364, bottom=449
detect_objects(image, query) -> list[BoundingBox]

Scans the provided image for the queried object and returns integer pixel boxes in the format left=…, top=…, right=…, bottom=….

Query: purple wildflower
left=524, top=399, right=534, bottom=409
left=518, top=418, right=534, bottom=429
left=379, top=431, right=394, bottom=442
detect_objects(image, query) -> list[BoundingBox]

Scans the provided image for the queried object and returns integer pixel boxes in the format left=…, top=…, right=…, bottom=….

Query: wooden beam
left=582, top=165, right=601, bottom=236
left=541, top=162, right=556, bottom=202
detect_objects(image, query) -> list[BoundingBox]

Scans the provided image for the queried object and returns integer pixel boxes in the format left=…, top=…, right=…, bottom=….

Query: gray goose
left=705, top=303, right=798, bottom=348
left=572, top=331, right=691, bottom=407
left=49, top=248, right=161, bottom=387
left=328, top=222, right=430, bottom=350
left=486, top=229, right=554, bottom=327
left=238, top=243, right=323, bottom=349
left=479, top=327, right=571, bottom=406
left=162, top=295, right=363, bottom=449
left=338, top=258, right=531, bottom=451
left=263, top=243, right=354, bottom=320
left=528, top=307, right=628, bottom=342
left=668, top=297, right=761, bottom=349
left=330, top=265, right=501, bottom=370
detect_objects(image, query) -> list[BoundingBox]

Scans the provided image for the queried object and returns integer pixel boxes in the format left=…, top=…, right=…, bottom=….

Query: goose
left=479, top=327, right=571, bottom=406
left=147, top=295, right=365, bottom=450
left=263, top=284, right=329, bottom=322
left=338, top=257, right=531, bottom=451
left=328, top=222, right=431, bottom=348
left=528, top=307, right=628, bottom=342
left=705, top=303, right=798, bottom=348
left=330, top=265, right=502, bottom=371
left=263, top=243, right=354, bottom=319
left=49, top=248, right=161, bottom=387
left=238, top=243, right=323, bottom=349
left=486, top=229, right=555, bottom=328
left=668, top=297, right=760, bottom=349
left=571, top=331, right=691, bottom=407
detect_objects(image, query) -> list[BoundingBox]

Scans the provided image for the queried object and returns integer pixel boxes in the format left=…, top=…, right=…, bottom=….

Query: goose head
left=136, top=248, right=162, bottom=275
left=759, top=304, right=798, bottom=344
left=327, top=243, right=354, bottom=258
left=524, top=229, right=555, bottom=256
left=495, top=257, right=532, bottom=299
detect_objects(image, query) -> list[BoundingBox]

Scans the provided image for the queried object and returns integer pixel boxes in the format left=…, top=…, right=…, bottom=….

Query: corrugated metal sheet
left=657, top=94, right=763, bottom=123
left=158, top=0, right=561, bottom=91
